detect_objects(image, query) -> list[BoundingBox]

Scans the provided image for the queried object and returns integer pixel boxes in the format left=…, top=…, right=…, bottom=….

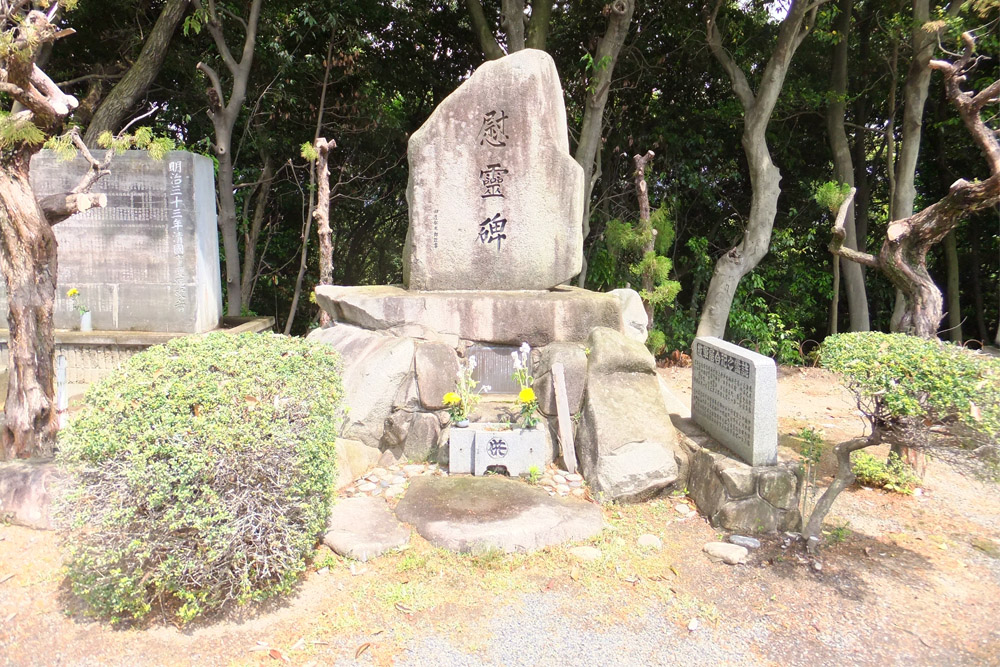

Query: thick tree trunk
left=826, top=0, right=869, bottom=332
left=239, top=153, right=274, bottom=311
left=633, top=150, right=655, bottom=325
left=214, top=141, right=241, bottom=315
left=574, top=0, right=635, bottom=287
left=0, top=155, right=58, bottom=459
left=314, top=138, right=335, bottom=327
left=501, top=0, right=525, bottom=52
left=82, top=0, right=189, bottom=145
left=696, top=0, right=816, bottom=338
left=525, top=0, right=553, bottom=50
left=943, top=229, right=962, bottom=342
left=969, top=235, right=988, bottom=341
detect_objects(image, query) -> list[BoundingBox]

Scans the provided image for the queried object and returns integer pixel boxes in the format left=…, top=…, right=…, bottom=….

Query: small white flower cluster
left=510, top=341, right=531, bottom=371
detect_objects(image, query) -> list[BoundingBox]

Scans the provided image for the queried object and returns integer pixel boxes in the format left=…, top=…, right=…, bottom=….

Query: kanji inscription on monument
left=691, top=336, right=777, bottom=466
left=2, top=150, right=223, bottom=333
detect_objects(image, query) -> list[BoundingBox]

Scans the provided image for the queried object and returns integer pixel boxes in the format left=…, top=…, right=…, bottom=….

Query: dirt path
left=2, top=368, right=999, bottom=666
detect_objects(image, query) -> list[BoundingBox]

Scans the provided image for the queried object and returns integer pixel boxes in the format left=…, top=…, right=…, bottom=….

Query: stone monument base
left=310, top=285, right=686, bottom=502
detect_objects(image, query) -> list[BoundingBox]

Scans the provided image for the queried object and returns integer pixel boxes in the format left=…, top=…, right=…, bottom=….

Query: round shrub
left=821, top=332, right=1000, bottom=441
left=58, top=332, right=344, bottom=624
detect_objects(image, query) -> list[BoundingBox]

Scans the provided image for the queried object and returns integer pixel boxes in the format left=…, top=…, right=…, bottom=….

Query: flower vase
left=79, top=311, right=92, bottom=332
left=455, top=419, right=470, bottom=428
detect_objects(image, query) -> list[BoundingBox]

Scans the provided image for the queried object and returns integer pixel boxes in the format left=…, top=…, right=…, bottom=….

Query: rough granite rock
left=394, top=476, right=602, bottom=553
left=334, top=438, right=380, bottom=490
left=404, top=412, right=442, bottom=462
left=415, top=342, right=460, bottom=410
left=324, top=497, right=411, bottom=562
left=533, top=342, right=588, bottom=416
left=703, top=541, right=748, bottom=565
left=307, top=323, right=415, bottom=448
left=609, top=288, right=648, bottom=344
left=0, top=460, right=63, bottom=530
left=403, top=49, right=584, bottom=291
left=576, top=327, right=680, bottom=502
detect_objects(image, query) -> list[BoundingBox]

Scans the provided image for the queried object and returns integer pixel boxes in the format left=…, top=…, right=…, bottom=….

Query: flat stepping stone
left=323, top=497, right=410, bottom=562
left=394, top=476, right=602, bottom=554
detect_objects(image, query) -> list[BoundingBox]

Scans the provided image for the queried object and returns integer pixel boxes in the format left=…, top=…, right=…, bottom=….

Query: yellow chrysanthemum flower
left=67, top=288, right=79, bottom=298
left=518, top=387, right=536, bottom=404
left=443, top=392, right=462, bottom=405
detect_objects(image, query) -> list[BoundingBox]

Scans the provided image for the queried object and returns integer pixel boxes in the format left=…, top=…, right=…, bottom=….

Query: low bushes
left=821, top=332, right=1000, bottom=443
left=58, top=333, right=344, bottom=624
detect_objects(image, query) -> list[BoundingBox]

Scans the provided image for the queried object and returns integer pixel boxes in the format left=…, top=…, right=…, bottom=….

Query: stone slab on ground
left=315, top=284, right=624, bottom=347
left=703, top=541, right=748, bottom=565
left=0, top=460, right=63, bottom=530
left=394, top=475, right=602, bottom=553
left=323, top=496, right=411, bottom=562
left=404, top=49, right=584, bottom=291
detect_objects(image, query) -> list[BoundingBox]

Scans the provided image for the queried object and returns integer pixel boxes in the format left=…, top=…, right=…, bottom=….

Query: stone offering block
left=448, top=424, right=548, bottom=477
left=404, top=49, right=584, bottom=291
left=691, top=337, right=777, bottom=466
left=2, top=150, right=222, bottom=333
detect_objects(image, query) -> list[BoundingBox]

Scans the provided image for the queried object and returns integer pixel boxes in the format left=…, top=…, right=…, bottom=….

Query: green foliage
left=0, top=110, right=45, bottom=149
left=812, top=180, right=852, bottom=214
left=851, top=451, right=921, bottom=494
left=646, top=329, right=667, bottom=355
left=797, top=426, right=825, bottom=520
left=58, top=333, right=345, bottom=624
left=527, top=465, right=542, bottom=485
left=97, top=127, right=175, bottom=157
left=300, top=141, right=319, bottom=161
left=821, top=332, right=1000, bottom=441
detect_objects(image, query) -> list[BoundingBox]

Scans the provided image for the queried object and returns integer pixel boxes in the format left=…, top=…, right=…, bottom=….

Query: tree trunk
left=82, top=0, right=189, bottom=145
left=214, top=136, right=241, bottom=315
left=574, top=0, right=634, bottom=287
left=525, top=0, right=553, bottom=50
left=943, top=229, right=962, bottom=342
left=826, top=0, right=869, bottom=331
left=239, top=153, right=274, bottom=311
left=633, top=150, right=655, bottom=325
left=802, top=435, right=874, bottom=551
left=0, top=154, right=58, bottom=459
left=696, top=0, right=816, bottom=338
left=969, top=234, right=988, bottom=342
left=314, top=138, right=335, bottom=327
left=501, top=0, right=525, bottom=52
left=194, top=0, right=263, bottom=317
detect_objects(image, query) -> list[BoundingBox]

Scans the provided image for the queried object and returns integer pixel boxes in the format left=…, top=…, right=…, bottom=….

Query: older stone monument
left=691, top=336, right=777, bottom=466
left=0, top=150, right=222, bottom=333
left=404, top=49, right=584, bottom=291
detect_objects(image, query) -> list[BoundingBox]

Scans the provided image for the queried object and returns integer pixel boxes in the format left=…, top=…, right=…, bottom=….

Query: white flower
left=482, top=385, right=492, bottom=392
left=511, top=350, right=523, bottom=369
left=468, top=355, right=477, bottom=371
left=519, top=341, right=531, bottom=356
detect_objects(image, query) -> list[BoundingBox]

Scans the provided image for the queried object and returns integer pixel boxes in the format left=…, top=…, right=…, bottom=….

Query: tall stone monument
left=0, top=150, right=222, bottom=333
left=404, top=49, right=584, bottom=291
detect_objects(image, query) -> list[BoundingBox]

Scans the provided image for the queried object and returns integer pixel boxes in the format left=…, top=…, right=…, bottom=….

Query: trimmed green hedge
left=821, top=332, right=1000, bottom=441
left=58, top=332, right=344, bottom=624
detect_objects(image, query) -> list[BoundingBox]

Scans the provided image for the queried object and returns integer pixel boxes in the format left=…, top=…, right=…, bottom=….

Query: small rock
left=566, top=473, right=583, bottom=482
left=385, top=485, right=406, bottom=499
left=568, top=480, right=583, bottom=488
left=371, top=467, right=389, bottom=479
left=377, top=450, right=398, bottom=468
left=403, top=464, right=424, bottom=476
left=390, top=475, right=407, bottom=486
left=811, top=560, right=823, bottom=572
left=379, top=480, right=391, bottom=488
left=557, top=469, right=570, bottom=477
left=556, top=484, right=571, bottom=495
left=675, top=503, right=693, bottom=515
left=703, top=542, right=748, bottom=565
left=687, top=618, right=701, bottom=632
left=357, top=482, right=377, bottom=493
left=728, top=535, right=761, bottom=550
left=571, top=488, right=585, bottom=497
left=637, top=534, right=662, bottom=551
left=553, top=475, right=567, bottom=485
left=569, top=546, right=602, bottom=562
left=371, top=487, right=382, bottom=497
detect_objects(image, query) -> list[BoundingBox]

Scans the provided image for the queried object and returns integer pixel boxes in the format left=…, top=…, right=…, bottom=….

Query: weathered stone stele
left=0, top=150, right=223, bottom=333
left=404, top=49, right=584, bottom=291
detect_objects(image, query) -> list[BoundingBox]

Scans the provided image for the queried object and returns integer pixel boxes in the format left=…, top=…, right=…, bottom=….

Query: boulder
left=0, top=460, right=64, bottom=530
left=533, top=342, right=587, bottom=416
left=308, top=324, right=415, bottom=448
left=403, top=49, right=584, bottom=291
left=609, top=288, right=648, bottom=343
left=714, top=496, right=780, bottom=533
left=703, top=541, right=748, bottom=565
left=758, top=467, right=800, bottom=510
left=404, top=412, right=442, bottom=462
left=414, top=342, right=460, bottom=410
left=315, top=284, right=623, bottom=347
left=334, top=438, right=380, bottom=490
left=576, top=327, right=680, bottom=503
left=324, top=497, right=410, bottom=562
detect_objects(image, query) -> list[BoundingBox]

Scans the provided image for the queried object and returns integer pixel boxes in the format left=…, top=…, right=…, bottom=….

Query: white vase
left=80, top=311, right=92, bottom=332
